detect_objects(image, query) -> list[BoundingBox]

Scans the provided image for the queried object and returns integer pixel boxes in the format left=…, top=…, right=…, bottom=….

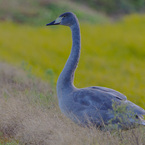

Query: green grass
left=0, top=0, right=109, bottom=25
left=0, top=14, right=145, bottom=108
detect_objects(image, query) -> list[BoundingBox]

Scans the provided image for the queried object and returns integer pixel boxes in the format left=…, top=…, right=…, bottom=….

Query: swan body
left=46, top=12, right=145, bottom=130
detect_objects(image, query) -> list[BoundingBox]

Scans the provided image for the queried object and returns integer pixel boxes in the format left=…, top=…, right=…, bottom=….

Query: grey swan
left=46, top=12, right=145, bottom=130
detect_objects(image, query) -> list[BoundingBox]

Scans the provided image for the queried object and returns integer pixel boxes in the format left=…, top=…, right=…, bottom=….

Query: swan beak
left=46, top=17, right=62, bottom=26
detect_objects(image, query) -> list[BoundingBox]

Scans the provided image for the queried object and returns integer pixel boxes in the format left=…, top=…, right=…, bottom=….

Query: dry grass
left=0, top=62, right=145, bottom=145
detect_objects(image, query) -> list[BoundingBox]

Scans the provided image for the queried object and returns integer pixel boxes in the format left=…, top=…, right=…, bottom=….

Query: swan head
left=46, top=12, right=77, bottom=27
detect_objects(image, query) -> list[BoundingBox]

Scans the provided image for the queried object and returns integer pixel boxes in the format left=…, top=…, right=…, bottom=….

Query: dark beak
left=46, top=20, right=60, bottom=26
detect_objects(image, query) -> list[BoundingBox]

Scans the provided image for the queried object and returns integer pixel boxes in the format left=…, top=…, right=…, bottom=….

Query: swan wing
left=73, top=87, right=145, bottom=115
left=88, top=86, right=127, bottom=100
left=73, top=88, right=120, bottom=110
left=72, top=88, right=145, bottom=127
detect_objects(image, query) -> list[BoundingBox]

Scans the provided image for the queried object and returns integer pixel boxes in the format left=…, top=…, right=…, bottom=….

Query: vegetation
left=74, top=0, right=145, bottom=15
left=0, top=0, right=145, bottom=144
left=0, top=63, right=145, bottom=145
left=0, top=0, right=144, bottom=25
left=0, top=0, right=109, bottom=25
left=0, top=14, right=145, bottom=107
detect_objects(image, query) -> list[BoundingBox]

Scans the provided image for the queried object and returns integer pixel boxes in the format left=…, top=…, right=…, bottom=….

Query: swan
left=46, top=12, right=145, bottom=130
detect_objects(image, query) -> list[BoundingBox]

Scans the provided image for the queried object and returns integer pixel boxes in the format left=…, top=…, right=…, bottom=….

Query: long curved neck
left=57, top=21, right=81, bottom=95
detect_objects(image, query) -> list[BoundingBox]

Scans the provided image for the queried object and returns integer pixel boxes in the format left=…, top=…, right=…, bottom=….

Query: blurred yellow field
left=0, top=14, right=145, bottom=107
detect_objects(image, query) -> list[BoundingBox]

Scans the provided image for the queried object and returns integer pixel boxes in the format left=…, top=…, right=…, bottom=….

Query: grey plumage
left=46, top=12, right=145, bottom=130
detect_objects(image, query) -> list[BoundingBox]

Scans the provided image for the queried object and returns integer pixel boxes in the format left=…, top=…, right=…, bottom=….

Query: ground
left=0, top=62, right=145, bottom=145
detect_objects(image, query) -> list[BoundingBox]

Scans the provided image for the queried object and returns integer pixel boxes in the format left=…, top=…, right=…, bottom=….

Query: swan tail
left=139, top=118, right=145, bottom=126
left=141, top=121, right=145, bottom=126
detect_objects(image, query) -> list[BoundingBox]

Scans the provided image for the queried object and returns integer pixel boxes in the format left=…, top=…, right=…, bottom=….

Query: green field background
left=0, top=14, right=145, bottom=108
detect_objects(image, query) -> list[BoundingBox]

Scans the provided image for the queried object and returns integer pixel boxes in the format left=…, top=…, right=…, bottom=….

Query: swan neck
left=57, top=21, right=81, bottom=94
